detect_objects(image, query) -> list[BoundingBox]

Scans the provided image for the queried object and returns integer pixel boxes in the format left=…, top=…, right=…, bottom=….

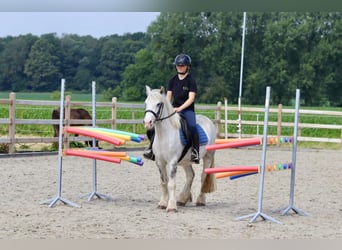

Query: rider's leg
left=181, top=110, right=199, bottom=164
left=191, top=131, right=200, bottom=164
left=143, top=127, right=155, bottom=160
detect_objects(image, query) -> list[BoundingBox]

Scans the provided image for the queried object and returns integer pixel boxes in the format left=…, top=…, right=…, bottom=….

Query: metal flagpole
left=237, top=12, right=247, bottom=139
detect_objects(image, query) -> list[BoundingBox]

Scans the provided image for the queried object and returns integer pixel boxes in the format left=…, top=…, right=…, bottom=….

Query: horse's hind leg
left=177, top=165, right=194, bottom=206
left=196, top=151, right=216, bottom=206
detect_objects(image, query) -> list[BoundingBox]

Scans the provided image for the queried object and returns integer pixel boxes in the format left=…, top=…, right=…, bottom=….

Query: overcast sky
left=0, top=12, right=160, bottom=38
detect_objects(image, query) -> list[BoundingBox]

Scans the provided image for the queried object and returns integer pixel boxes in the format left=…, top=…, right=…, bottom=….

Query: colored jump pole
left=64, top=149, right=121, bottom=163
left=215, top=137, right=293, bottom=145
left=65, top=127, right=124, bottom=145
left=216, top=170, right=258, bottom=179
left=84, top=81, right=113, bottom=202
left=205, top=166, right=259, bottom=174
left=230, top=172, right=258, bottom=180
left=236, top=86, right=281, bottom=224
left=277, top=89, right=309, bottom=216
left=40, top=79, right=80, bottom=208
left=87, top=127, right=143, bottom=142
left=206, top=137, right=261, bottom=151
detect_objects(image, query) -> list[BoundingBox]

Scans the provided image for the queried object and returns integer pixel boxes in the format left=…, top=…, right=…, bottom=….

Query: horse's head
left=143, top=86, right=165, bottom=130
left=144, top=85, right=180, bottom=130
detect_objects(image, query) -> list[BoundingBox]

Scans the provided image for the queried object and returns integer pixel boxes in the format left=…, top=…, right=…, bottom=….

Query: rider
left=143, top=54, right=200, bottom=164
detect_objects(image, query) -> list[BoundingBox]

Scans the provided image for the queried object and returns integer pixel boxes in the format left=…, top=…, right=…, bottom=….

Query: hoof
left=158, top=205, right=167, bottom=209
left=166, top=208, right=178, bottom=213
left=196, top=202, right=205, bottom=207
left=177, top=201, right=186, bottom=207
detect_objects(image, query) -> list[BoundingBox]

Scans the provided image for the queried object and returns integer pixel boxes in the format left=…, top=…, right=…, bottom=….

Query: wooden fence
left=1, top=92, right=342, bottom=155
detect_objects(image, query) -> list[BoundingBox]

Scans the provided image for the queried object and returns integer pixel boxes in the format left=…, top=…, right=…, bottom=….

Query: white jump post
left=41, top=79, right=80, bottom=208
left=236, top=86, right=281, bottom=224
left=277, top=89, right=309, bottom=216
left=84, top=81, right=113, bottom=201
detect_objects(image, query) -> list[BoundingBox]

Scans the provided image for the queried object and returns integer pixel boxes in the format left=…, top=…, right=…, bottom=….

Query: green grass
left=211, top=106, right=342, bottom=139
left=1, top=92, right=342, bottom=150
left=0, top=91, right=106, bottom=102
left=0, top=104, right=147, bottom=137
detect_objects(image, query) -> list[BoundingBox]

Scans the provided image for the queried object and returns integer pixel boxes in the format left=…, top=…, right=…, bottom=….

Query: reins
left=144, top=102, right=177, bottom=122
left=156, top=111, right=177, bottom=121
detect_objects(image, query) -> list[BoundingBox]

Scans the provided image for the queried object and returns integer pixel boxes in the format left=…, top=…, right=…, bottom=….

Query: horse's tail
left=201, top=150, right=216, bottom=193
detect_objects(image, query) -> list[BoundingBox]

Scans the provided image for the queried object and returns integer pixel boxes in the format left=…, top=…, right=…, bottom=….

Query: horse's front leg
left=157, top=163, right=168, bottom=209
left=166, top=162, right=178, bottom=212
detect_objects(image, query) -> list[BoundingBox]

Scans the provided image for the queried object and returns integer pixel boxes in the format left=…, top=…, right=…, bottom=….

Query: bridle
left=144, top=102, right=177, bottom=122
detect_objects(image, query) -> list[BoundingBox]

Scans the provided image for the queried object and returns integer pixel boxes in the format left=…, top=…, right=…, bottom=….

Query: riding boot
left=191, top=132, right=200, bottom=164
left=143, top=128, right=155, bottom=161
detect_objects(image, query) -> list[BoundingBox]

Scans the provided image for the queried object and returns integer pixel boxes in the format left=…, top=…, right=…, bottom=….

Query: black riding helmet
left=173, top=54, right=191, bottom=66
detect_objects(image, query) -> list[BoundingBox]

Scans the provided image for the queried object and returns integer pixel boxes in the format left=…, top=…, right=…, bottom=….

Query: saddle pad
left=179, top=124, right=208, bottom=146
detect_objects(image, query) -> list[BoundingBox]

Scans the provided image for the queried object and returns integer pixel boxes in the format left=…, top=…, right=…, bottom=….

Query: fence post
left=111, top=97, right=117, bottom=130
left=297, top=113, right=302, bottom=138
left=132, top=111, right=136, bottom=134
left=8, top=92, right=16, bottom=154
left=63, top=95, right=71, bottom=150
left=224, top=97, right=228, bottom=139
left=216, top=101, right=222, bottom=138
left=277, top=104, right=283, bottom=146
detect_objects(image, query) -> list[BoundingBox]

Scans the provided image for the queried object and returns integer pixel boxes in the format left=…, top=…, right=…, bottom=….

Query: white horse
left=143, top=86, right=216, bottom=212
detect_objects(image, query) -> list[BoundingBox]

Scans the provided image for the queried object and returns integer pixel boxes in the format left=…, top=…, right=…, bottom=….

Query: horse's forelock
left=146, top=89, right=163, bottom=105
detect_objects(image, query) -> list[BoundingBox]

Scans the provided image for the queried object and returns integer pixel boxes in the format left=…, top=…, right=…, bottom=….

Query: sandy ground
left=0, top=146, right=341, bottom=239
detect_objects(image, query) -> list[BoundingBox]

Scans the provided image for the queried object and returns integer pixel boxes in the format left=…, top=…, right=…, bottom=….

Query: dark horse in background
left=52, top=108, right=99, bottom=148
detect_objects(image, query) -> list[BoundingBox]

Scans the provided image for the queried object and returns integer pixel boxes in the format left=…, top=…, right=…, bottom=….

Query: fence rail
left=1, top=92, right=341, bottom=154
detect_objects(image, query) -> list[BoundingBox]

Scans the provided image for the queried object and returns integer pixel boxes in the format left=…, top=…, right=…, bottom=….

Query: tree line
left=0, top=12, right=341, bottom=106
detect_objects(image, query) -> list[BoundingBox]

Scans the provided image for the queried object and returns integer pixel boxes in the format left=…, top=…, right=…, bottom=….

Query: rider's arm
left=173, top=91, right=196, bottom=113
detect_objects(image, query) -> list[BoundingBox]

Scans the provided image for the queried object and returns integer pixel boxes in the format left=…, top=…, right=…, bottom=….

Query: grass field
left=1, top=92, right=342, bottom=151
left=0, top=91, right=106, bottom=102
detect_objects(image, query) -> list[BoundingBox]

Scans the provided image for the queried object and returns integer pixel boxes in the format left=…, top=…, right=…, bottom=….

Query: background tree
left=0, top=34, right=38, bottom=91
left=60, top=34, right=99, bottom=92
left=121, top=49, right=156, bottom=101
left=0, top=12, right=340, bottom=107
left=96, top=33, right=149, bottom=95
left=24, top=33, right=62, bottom=91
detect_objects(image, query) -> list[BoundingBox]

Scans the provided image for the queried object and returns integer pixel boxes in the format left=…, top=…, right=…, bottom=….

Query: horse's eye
left=156, top=103, right=162, bottom=108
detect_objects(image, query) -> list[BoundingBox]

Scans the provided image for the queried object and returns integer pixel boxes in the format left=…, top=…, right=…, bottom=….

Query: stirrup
left=191, top=150, right=200, bottom=164
left=143, top=149, right=155, bottom=161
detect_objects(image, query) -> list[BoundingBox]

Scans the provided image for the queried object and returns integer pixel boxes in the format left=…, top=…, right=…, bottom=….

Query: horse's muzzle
left=143, top=119, right=154, bottom=130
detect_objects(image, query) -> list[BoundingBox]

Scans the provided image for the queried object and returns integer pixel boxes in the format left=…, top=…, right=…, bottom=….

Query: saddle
left=177, top=115, right=208, bottom=162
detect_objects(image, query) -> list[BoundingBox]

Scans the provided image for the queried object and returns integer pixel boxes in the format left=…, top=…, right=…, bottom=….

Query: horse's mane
left=149, top=88, right=181, bottom=129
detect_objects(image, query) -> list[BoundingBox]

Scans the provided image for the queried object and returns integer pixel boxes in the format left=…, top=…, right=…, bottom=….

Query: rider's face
left=176, top=65, right=188, bottom=74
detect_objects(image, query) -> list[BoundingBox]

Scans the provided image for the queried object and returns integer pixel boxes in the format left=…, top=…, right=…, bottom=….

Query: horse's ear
left=145, top=85, right=151, bottom=95
left=160, top=86, right=165, bottom=94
